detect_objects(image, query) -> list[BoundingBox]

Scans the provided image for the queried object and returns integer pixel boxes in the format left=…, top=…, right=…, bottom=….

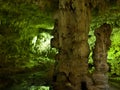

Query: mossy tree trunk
left=92, top=23, right=112, bottom=90
left=51, top=0, right=91, bottom=90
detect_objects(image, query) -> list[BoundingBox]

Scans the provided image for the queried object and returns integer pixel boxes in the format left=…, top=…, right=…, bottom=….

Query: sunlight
left=29, top=86, right=49, bottom=90
left=32, top=36, right=37, bottom=46
left=31, top=32, right=52, bottom=53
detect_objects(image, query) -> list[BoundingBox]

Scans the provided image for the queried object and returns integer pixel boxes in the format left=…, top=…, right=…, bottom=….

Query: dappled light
left=31, top=32, right=52, bottom=53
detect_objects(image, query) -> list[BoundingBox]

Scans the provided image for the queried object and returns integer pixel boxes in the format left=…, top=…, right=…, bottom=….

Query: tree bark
left=92, top=23, right=112, bottom=90
left=51, top=0, right=91, bottom=90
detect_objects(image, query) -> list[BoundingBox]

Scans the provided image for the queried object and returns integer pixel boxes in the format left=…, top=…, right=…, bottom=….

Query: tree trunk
left=51, top=0, right=91, bottom=90
left=92, top=23, right=112, bottom=90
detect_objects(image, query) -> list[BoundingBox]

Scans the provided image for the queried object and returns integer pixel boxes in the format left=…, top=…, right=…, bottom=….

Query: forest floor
left=109, top=79, right=120, bottom=90
left=0, top=64, right=53, bottom=90
left=0, top=66, right=120, bottom=90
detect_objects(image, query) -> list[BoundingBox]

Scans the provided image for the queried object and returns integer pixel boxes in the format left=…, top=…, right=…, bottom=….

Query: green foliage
left=89, top=11, right=120, bottom=76
left=108, top=28, right=120, bottom=75
left=0, top=0, right=54, bottom=38
left=0, top=1, right=56, bottom=89
left=0, top=1, right=120, bottom=89
left=29, top=86, right=49, bottom=90
left=0, top=0, right=56, bottom=70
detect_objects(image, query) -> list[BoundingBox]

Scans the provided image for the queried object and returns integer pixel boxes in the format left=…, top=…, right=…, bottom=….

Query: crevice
left=81, top=81, right=88, bottom=90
